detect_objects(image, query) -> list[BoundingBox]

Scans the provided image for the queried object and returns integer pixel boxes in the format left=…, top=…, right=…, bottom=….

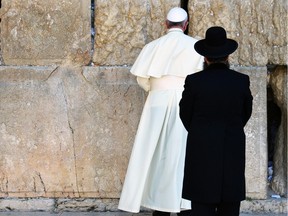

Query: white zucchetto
left=166, top=7, right=188, bottom=22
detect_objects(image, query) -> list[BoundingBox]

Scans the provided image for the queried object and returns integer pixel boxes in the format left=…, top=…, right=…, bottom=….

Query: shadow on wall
left=267, top=65, right=287, bottom=198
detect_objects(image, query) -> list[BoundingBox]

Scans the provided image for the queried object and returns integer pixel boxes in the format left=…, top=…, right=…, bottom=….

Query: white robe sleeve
left=136, top=77, right=150, bottom=92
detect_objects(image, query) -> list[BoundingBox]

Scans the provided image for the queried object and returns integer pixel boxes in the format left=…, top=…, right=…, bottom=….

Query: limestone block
left=0, top=65, right=145, bottom=198
left=56, top=198, right=119, bottom=212
left=233, top=66, right=268, bottom=199
left=188, top=0, right=287, bottom=66
left=269, top=66, right=287, bottom=197
left=1, top=0, right=91, bottom=66
left=0, top=66, right=78, bottom=197
left=76, top=66, right=145, bottom=197
left=241, top=198, right=288, bottom=214
left=93, top=0, right=179, bottom=65
left=0, top=198, right=54, bottom=211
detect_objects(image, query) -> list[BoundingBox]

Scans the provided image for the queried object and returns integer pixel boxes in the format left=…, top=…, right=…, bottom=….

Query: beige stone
left=0, top=197, right=287, bottom=213
left=73, top=66, right=145, bottom=198
left=0, top=198, right=54, bottom=211
left=0, top=66, right=144, bottom=198
left=188, top=0, right=287, bottom=66
left=0, top=66, right=78, bottom=197
left=56, top=198, right=119, bottom=212
left=93, top=0, right=179, bottom=65
left=0, top=65, right=269, bottom=199
left=1, top=0, right=91, bottom=66
left=241, top=198, right=288, bottom=214
left=233, top=66, right=268, bottom=199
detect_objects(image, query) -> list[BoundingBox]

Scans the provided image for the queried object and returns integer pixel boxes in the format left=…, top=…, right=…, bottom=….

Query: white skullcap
left=166, top=7, right=188, bottom=22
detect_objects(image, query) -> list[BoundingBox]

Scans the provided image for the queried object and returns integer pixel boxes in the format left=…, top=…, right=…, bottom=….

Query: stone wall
left=0, top=0, right=287, bottom=213
left=188, top=0, right=287, bottom=66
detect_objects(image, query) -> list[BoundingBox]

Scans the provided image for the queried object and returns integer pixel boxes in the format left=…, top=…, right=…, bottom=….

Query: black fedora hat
left=194, top=26, right=238, bottom=58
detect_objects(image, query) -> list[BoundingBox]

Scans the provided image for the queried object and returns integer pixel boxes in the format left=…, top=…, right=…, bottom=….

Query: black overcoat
left=179, top=63, right=253, bottom=203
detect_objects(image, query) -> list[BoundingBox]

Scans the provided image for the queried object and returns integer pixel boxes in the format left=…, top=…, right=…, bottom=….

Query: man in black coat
left=179, top=26, right=253, bottom=216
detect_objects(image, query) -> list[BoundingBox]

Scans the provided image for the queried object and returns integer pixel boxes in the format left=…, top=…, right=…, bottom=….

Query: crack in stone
left=44, top=66, right=59, bottom=81
left=61, top=83, right=80, bottom=195
left=36, top=172, right=47, bottom=193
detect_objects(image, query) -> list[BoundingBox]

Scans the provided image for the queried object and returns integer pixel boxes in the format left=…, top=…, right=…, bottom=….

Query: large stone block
left=0, top=66, right=145, bottom=197
left=75, top=66, right=145, bottom=197
left=233, top=66, right=268, bottom=199
left=1, top=0, right=91, bottom=66
left=93, top=0, right=179, bottom=66
left=0, top=66, right=78, bottom=197
left=188, top=0, right=287, bottom=66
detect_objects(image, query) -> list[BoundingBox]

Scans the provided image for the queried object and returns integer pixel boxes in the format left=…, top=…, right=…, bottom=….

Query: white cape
left=130, top=28, right=203, bottom=78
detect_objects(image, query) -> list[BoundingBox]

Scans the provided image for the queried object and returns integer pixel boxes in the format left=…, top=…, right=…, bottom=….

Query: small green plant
left=246, top=197, right=253, bottom=201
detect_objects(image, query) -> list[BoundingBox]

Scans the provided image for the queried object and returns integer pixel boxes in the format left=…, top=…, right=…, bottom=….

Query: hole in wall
left=266, top=65, right=287, bottom=197
left=89, top=0, right=95, bottom=66
left=267, top=86, right=282, bottom=183
left=180, top=0, right=189, bottom=35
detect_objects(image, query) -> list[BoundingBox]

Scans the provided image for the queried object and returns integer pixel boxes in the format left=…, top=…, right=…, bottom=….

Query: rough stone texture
left=233, top=66, right=268, bottom=199
left=0, top=0, right=91, bottom=66
left=0, top=198, right=286, bottom=214
left=93, top=0, right=179, bottom=66
left=268, top=66, right=288, bottom=197
left=240, top=198, right=288, bottom=214
left=187, top=0, right=287, bottom=66
left=0, top=65, right=269, bottom=200
left=0, top=66, right=144, bottom=198
left=56, top=198, right=119, bottom=212
left=0, top=66, right=78, bottom=197
left=0, top=0, right=287, bottom=213
left=93, top=0, right=287, bottom=66
left=0, top=198, right=55, bottom=211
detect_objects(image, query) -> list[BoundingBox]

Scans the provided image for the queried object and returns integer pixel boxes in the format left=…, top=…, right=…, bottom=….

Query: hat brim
left=194, top=39, right=238, bottom=58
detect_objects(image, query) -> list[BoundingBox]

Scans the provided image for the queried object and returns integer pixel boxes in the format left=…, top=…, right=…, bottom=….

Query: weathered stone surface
left=93, top=0, right=179, bottom=66
left=56, top=198, right=118, bottom=212
left=0, top=65, right=269, bottom=199
left=73, top=66, right=145, bottom=198
left=1, top=0, right=91, bottom=66
left=268, top=66, right=287, bottom=197
left=0, top=198, right=54, bottom=211
left=93, top=0, right=287, bottom=66
left=233, top=66, right=268, bottom=199
left=241, top=198, right=288, bottom=214
left=0, top=197, right=287, bottom=213
left=0, top=66, right=144, bottom=198
left=0, top=66, right=78, bottom=197
left=187, top=0, right=287, bottom=66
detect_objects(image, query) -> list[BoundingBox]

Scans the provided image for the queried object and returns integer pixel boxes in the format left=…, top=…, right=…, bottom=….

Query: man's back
left=179, top=62, right=253, bottom=203
left=179, top=25, right=253, bottom=216
left=181, top=63, right=252, bottom=129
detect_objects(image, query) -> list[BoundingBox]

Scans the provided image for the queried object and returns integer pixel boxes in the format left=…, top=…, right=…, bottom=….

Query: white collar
left=168, top=28, right=184, bottom=33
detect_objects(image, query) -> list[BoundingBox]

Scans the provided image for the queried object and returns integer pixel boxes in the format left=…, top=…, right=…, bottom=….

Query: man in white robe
left=118, top=7, right=203, bottom=216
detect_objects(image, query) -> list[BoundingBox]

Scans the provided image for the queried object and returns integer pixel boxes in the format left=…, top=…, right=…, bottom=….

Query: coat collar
left=205, top=63, right=229, bottom=71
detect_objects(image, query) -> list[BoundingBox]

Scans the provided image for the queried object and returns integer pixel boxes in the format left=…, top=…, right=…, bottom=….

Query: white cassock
left=118, top=28, right=203, bottom=213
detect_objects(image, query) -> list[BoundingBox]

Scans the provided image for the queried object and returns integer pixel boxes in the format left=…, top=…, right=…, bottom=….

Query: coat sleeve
left=242, top=76, right=253, bottom=126
left=179, top=76, right=194, bottom=131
